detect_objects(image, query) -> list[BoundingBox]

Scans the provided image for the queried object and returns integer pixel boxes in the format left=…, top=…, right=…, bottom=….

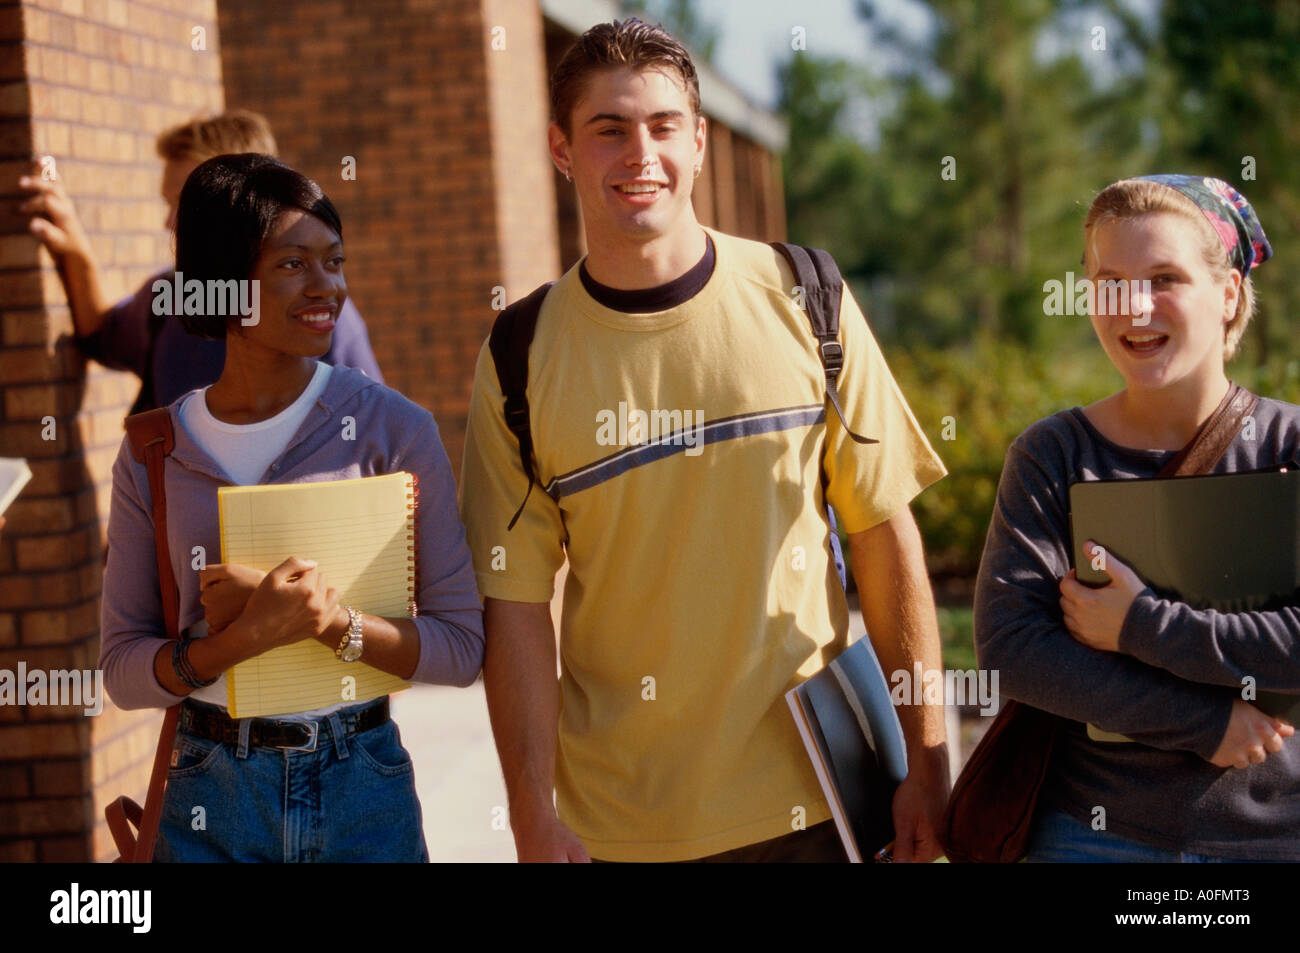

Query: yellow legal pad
left=218, top=472, right=416, bottom=718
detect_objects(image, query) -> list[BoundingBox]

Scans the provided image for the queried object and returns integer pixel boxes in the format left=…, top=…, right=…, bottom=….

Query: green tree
left=1146, top=0, right=1300, bottom=383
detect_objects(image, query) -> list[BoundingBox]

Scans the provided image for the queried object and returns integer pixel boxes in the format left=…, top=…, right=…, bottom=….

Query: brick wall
left=0, top=0, right=223, bottom=862
left=218, top=0, right=559, bottom=472
left=482, top=0, right=560, bottom=301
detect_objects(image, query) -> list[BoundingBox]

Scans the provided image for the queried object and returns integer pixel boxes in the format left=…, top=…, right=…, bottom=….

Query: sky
left=697, top=0, right=932, bottom=109
left=673, top=0, right=1158, bottom=114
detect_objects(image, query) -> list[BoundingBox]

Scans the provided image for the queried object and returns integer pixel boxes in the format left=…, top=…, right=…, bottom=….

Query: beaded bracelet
left=172, top=635, right=218, bottom=689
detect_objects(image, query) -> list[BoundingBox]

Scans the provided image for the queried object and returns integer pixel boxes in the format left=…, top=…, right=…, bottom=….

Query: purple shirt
left=98, top=365, right=484, bottom=711
left=77, top=270, right=384, bottom=413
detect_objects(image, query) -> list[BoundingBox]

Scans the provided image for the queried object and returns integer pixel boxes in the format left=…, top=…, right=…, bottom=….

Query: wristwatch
left=335, top=606, right=364, bottom=662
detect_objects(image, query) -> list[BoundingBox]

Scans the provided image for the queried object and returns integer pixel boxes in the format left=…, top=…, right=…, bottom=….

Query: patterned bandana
left=1137, top=174, right=1272, bottom=276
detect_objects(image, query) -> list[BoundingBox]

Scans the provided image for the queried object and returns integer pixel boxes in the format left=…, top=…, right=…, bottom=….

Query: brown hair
left=1084, top=178, right=1255, bottom=361
left=550, top=18, right=700, bottom=138
left=156, top=109, right=277, bottom=163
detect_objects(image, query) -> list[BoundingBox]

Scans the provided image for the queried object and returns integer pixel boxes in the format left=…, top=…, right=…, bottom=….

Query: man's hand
left=511, top=801, right=591, bottom=863
left=198, top=563, right=267, bottom=635
left=16, top=159, right=111, bottom=337
left=483, top=597, right=586, bottom=863
left=17, top=163, right=93, bottom=261
left=890, top=744, right=949, bottom=862
left=1060, top=542, right=1146, bottom=653
left=847, top=508, right=950, bottom=863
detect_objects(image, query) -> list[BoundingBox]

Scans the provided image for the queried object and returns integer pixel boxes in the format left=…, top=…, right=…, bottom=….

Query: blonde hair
left=1083, top=178, right=1255, bottom=361
left=155, top=109, right=277, bottom=163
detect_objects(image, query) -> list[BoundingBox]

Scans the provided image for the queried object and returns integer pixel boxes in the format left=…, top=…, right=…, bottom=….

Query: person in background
left=17, top=110, right=383, bottom=414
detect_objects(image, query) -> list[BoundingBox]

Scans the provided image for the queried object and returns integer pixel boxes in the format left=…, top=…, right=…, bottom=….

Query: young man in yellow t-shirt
left=460, top=18, right=951, bottom=863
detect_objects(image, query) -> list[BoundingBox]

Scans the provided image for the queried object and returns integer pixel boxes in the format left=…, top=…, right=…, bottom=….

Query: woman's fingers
left=269, top=555, right=317, bottom=585
left=198, top=563, right=232, bottom=588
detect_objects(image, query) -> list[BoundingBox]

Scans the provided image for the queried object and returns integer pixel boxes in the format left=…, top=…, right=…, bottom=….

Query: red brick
left=0, top=644, right=92, bottom=675
left=0, top=417, right=70, bottom=457
left=0, top=309, right=55, bottom=347
left=32, top=568, right=86, bottom=605
left=2, top=496, right=77, bottom=535
left=0, top=575, right=37, bottom=610
left=15, top=526, right=95, bottom=572
left=0, top=7, right=25, bottom=43
left=0, top=720, right=88, bottom=761
left=0, top=795, right=90, bottom=836
left=0, top=840, right=36, bottom=861
left=27, top=456, right=96, bottom=495
left=66, top=597, right=98, bottom=638
left=0, top=762, right=30, bottom=798
left=18, top=609, right=67, bottom=644
left=32, top=758, right=90, bottom=796
left=0, top=80, right=27, bottom=118
left=37, top=833, right=91, bottom=861
left=0, top=344, right=60, bottom=382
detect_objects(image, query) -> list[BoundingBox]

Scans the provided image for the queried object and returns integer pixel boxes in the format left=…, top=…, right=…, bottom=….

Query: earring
left=693, top=164, right=702, bottom=178
left=564, top=168, right=572, bottom=183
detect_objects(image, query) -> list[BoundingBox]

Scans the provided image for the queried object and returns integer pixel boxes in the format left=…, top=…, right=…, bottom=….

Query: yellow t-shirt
left=460, top=227, right=947, bottom=861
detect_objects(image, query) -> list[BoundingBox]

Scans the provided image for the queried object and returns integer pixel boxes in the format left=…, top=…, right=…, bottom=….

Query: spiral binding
left=406, top=472, right=419, bottom=618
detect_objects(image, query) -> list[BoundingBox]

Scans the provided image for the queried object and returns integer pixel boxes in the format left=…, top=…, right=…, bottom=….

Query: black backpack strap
left=771, top=242, right=877, bottom=446
left=487, top=281, right=554, bottom=531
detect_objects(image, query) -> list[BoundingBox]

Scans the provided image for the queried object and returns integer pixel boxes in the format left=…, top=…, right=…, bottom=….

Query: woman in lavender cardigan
left=98, top=154, right=484, bottom=862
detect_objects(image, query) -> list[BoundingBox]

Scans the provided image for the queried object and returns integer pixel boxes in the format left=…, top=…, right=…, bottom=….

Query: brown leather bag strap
left=1158, top=382, right=1258, bottom=478
left=120, top=407, right=181, bottom=862
left=125, top=408, right=180, bottom=639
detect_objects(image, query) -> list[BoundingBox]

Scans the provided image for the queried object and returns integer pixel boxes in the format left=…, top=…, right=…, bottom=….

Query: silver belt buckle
left=277, top=720, right=319, bottom=752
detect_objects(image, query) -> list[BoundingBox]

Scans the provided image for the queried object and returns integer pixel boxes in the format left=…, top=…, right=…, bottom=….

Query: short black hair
left=174, top=154, right=343, bottom=338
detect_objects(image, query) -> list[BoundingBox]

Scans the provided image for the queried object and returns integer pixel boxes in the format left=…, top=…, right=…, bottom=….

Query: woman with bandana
left=974, top=176, right=1300, bottom=861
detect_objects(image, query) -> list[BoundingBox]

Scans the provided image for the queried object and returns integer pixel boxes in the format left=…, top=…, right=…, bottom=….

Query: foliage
left=884, top=334, right=1116, bottom=578
left=778, top=0, right=1300, bottom=578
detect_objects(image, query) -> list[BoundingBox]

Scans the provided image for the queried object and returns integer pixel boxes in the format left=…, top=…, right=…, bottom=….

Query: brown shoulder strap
left=118, top=407, right=181, bottom=862
left=124, top=408, right=179, bottom=639
left=1158, top=382, right=1258, bottom=478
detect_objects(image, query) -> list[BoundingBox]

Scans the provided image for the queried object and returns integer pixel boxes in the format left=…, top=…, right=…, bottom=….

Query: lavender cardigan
left=99, top=365, right=484, bottom=710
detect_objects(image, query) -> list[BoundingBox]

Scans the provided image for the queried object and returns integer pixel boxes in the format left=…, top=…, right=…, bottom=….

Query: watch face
left=341, top=639, right=363, bottom=662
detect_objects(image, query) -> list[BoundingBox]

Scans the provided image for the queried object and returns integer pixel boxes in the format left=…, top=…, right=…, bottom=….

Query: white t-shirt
left=180, top=361, right=331, bottom=486
left=180, top=362, right=345, bottom=718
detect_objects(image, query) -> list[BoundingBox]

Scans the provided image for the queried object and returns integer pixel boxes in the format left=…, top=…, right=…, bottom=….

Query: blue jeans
left=155, top=701, right=427, bottom=862
left=1026, top=807, right=1249, bottom=863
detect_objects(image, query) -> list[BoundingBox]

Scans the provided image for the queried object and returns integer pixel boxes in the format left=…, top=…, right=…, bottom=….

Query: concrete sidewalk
left=386, top=606, right=961, bottom=863
left=391, top=681, right=515, bottom=862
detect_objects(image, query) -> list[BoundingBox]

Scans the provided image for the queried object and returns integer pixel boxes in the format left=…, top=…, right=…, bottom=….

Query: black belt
left=178, top=697, right=390, bottom=753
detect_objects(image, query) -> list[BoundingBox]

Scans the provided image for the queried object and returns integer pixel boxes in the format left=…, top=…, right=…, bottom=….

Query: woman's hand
left=1210, top=699, right=1294, bottom=768
left=234, top=556, right=340, bottom=652
left=198, top=563, right=267, bottom=635
left=1060, top=542, right=1147, bottom=652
